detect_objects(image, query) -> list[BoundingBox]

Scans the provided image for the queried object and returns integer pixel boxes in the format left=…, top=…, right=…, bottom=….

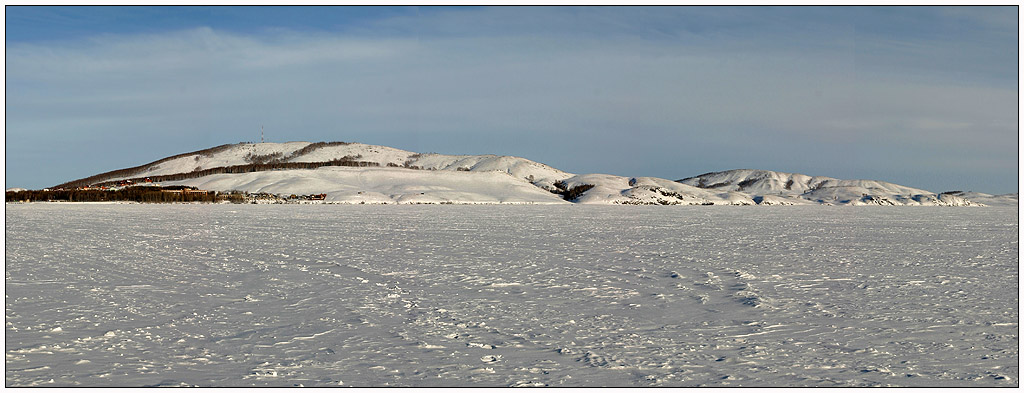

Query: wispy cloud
left=5, top=6, right=1018, bottom=193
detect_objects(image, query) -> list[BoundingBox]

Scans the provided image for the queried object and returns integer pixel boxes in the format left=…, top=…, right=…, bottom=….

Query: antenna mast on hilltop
left=261, top=125, right=264, bottom=144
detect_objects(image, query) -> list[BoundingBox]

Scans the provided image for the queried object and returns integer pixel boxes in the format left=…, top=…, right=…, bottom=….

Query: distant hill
left=938, top=191, right=1018, bottom=207
left=677, top=169, right=983, bottom=206
left=49, top=141, right=1010, bottom=206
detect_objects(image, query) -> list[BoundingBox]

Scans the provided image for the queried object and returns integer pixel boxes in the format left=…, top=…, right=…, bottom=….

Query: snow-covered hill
left=54, top=142, right=1007, bottom=206
left=678, top=169, right=984, bottom=206
left=940, top=191, right=1019, bottom=207
left=164, top=166, right=568, bottom=205
left=78, top=141, right=572, bottom=192
left=556, top=174, right=757, bottom=205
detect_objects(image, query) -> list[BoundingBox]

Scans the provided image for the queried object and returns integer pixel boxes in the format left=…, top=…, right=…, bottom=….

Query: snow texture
left=5, top=204, right=1018, bottom=387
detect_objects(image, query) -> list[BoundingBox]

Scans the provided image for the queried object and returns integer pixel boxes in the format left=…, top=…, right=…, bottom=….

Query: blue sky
left=5, top=6, right=1019, bottom=193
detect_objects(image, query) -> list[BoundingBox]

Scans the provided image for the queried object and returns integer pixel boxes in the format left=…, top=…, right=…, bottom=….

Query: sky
left=5, top=6, right=1019, bottom=194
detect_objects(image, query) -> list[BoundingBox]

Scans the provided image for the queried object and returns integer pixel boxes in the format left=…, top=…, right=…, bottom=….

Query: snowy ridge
left=678, top=169, right=935, bottom=196
left=410, top=154, right=572, bottom=190
left=59, top=142, right=1006, bottom=206
left=89, top=142, right=572, bottom=191
left=286, top=143, right=413, bottom=167
left=557, top=174, right=756, bottom=205
left=139, top=142, right=312, bottom=179
left=941, top=191, right=1019, bottom=207
left=166, top=167, right=568, bottom=205
left=678, top=169, right=986, bottom=206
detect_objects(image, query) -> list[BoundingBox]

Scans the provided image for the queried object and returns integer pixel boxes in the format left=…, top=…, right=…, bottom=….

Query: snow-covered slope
left=678, top=169, right=983, bottom=206
left=410, top=154, right=571, bottom=190
left=941, top=191, right=1019, bottom=207
left=286, top=143, right=413, bottom=166
left=163, top=166, right=568, bottom=205
left=130, top=142, right=312, bottom=179
left=84, top=141, right=572, bottom=191
left=557, top=174, right=757, bottom=205
left=56, top=142, right=1005, bottom=206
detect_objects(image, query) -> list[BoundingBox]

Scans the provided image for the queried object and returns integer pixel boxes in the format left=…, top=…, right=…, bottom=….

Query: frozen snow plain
left=5, top=204, right=1018, bottom=387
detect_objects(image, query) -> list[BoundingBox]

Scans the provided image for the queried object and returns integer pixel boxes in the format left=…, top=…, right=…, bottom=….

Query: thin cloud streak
left=5, top=7, right=1018, bottom=193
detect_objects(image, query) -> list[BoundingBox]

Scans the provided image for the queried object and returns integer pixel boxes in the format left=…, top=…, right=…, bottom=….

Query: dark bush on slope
left=552, top=181, right=596, bottom=202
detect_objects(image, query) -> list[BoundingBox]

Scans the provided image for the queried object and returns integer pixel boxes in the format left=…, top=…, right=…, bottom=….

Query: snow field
left=5, top=205, right=1018, bottom=387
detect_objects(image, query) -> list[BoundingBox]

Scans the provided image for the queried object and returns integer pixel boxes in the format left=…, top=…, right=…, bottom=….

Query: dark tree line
left=241, top=141, right=356, bottom=165
left=54, top=141, right=358, bottom=189
left=54, top=143, right=239, bottom=189
left=6, top=186, right=217, bottom=203
left=736, top=178, right=760, bottom=190
left=244, top=151, right=286, bottom=164
left=101, top=157, right=378, bottom=186
left=57, top=156, right=379, bottom=189
left=284, top=141, right=352, bottom=159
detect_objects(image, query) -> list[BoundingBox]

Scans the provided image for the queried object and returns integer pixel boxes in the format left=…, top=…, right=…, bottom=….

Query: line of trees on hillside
left=282, top=141, right=352, bottom=160
left=57, top=155, right=379, bottom=189
left=54, top=141, right=360, bottom=189
left=243, top=141, right=358, bottom=165
left=54, top=143, right=240, bottom=189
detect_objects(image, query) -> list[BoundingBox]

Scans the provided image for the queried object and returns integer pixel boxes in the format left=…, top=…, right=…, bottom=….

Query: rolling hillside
left=50, top=142, right=1005, bottom=206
